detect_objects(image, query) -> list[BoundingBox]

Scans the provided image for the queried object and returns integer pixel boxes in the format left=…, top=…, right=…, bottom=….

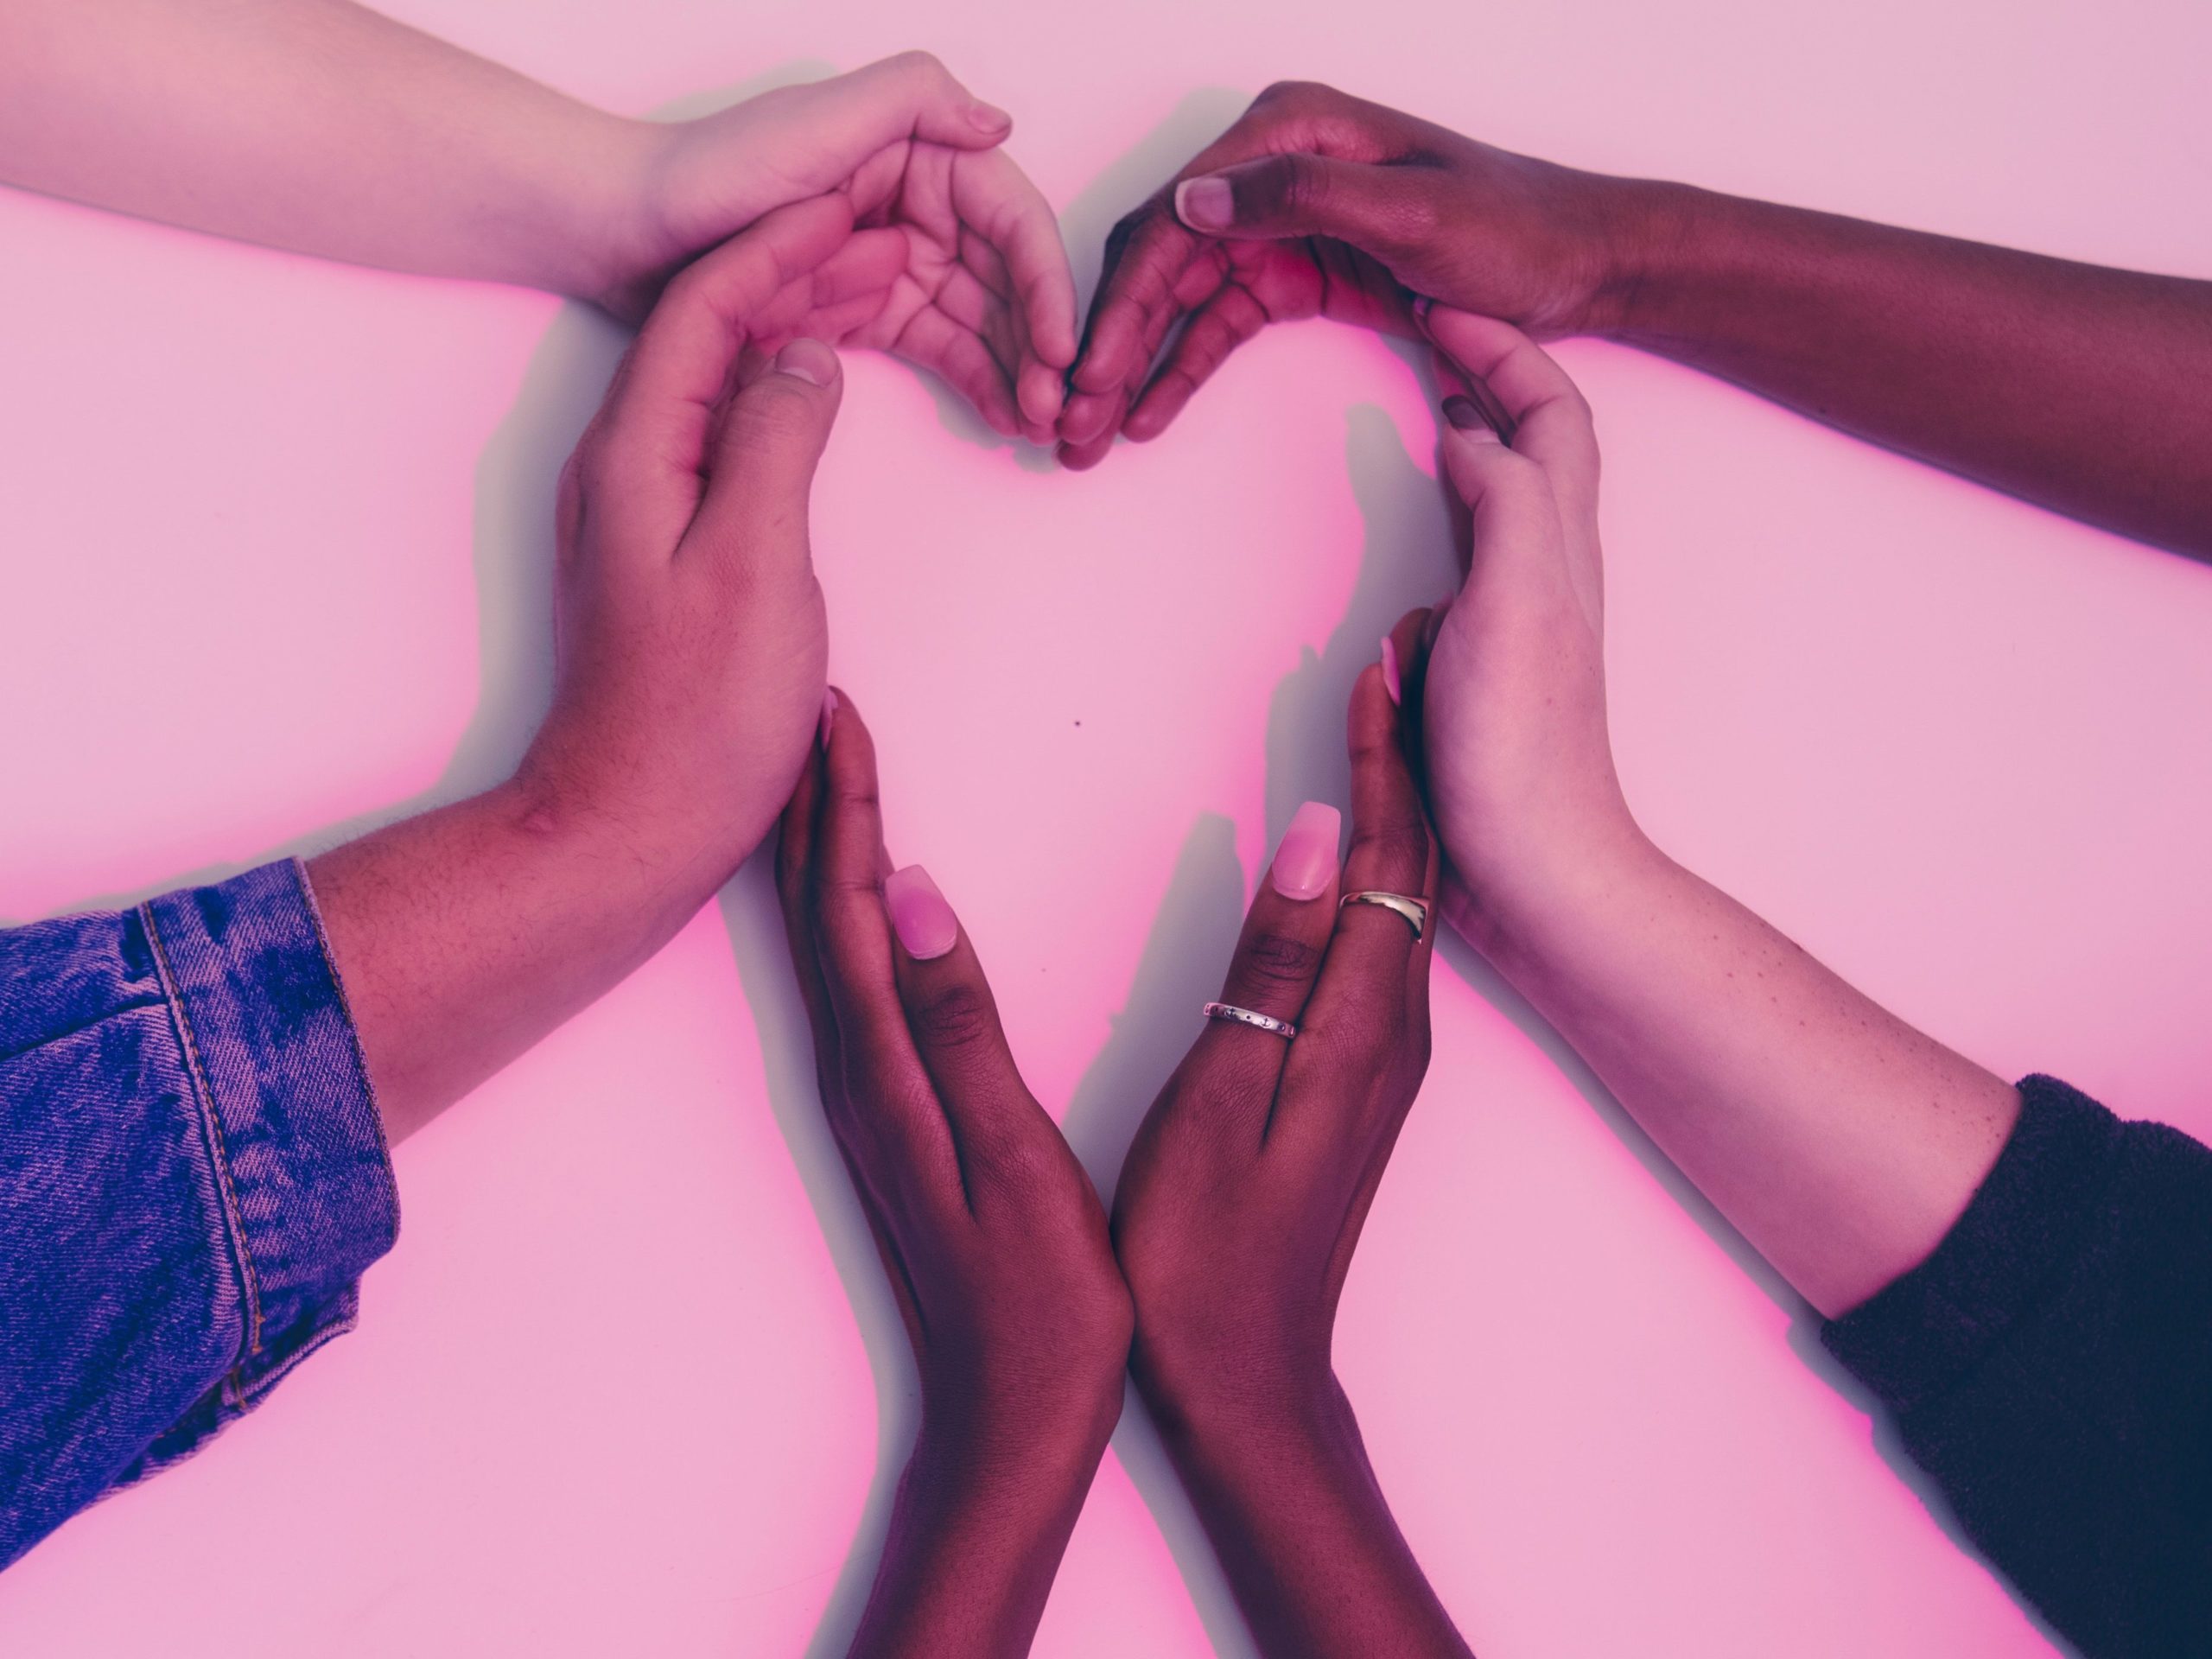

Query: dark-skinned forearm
left=1597, top=179, right=2212, bottom=556
left=1150, top=1381, right=1473, bottom=1659
left=846, top=1425, right=1110, bottom=1659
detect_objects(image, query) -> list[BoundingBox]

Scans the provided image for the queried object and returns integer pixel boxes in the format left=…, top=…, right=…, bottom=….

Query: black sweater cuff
left=1821, top=1074, right=2118, bottom=1415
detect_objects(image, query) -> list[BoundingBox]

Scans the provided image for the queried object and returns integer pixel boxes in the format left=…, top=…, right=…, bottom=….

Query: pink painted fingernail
left=1176, top=175, right=1235, bottom=232
left=885, top=865, right=959, bottom=960
left=1381, top=636, right=1402, bottom=705
left=818, top=687, right=837, bottom=747
left=1269, top=802, right=1342, bottom=901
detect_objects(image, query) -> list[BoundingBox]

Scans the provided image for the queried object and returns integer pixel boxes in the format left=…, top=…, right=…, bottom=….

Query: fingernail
left=1411, top=295, right=1434, bottom=335
left=1269, top=802, right=1342, bottom=901
left=775, top=337, right=839, bottom=387
left=1175, top=175, right=1234, bottom=232
left=969, top=99, right=1014, bottom=132
left=1443, top=395, right=1501, bottom=443
left=885, top=865, right=959, bottom=960
left=818, top=687, right=837, bottom=747
left=1380, top=636, right=1402, bottom=706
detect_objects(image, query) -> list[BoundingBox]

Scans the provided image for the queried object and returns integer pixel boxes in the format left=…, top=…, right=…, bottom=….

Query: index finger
left=882, top=864, right=1082, bottom=1223
left=1169, top=800, right=1345, bottom=1150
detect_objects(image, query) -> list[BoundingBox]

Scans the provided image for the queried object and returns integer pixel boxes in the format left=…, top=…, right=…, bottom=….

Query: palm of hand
left=834, top=138, right=1071, bottom=443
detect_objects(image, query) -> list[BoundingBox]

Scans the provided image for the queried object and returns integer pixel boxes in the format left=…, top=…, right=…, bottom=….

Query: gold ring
left=1338, top=891, right=1428, bottom=941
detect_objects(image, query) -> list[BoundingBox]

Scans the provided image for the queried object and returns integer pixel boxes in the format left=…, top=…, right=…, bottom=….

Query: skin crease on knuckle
left=1240, top=929, right=1326, bottom=995
left=909, top=979, right=997, bottom=1054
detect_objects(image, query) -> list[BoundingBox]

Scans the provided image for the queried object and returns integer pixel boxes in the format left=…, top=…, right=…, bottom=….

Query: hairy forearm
left=848, top=1426, right=1109, bottom=1659
left=1600, top=180, right=2212, bottom=556
left=0, top=0, right=652, bottom=296
left=1151, top=1382, right=1471, bottom=1659
left=1463, top=831, right=2019, bottom=1318
left=305, top=779, right=730, bottom=1142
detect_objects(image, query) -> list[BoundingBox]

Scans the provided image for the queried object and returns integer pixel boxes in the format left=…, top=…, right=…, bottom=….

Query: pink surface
left=4, top=2, right=2211, bottom=1654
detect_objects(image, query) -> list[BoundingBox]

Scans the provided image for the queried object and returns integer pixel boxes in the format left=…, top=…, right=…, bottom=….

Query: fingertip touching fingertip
left=885, top=864, right=959, bottom=960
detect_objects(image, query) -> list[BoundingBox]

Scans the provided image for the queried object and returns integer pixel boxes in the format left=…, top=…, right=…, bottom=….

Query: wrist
left=1445, top=813, right=1675, bottom=982
left=500, top=760, right=752, bottom=935
left=1135, top=1347, right=1338, bottom=1459
left=1577, top=175, right=1710, bottom=340
left=565, top=115, right=683, bottom=315
left=1141, top=1368, right=1370, bottom=1503
left=850, top=1422, right=1110, bottom=1659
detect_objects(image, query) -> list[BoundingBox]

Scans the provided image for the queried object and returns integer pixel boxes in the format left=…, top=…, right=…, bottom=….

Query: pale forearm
left=1465, top=831, right=2018, bottom=1318
left=305, top=779, right=725, bottom=1143
left=1602, top=180, right=2212, bottom=556
left=0, top=0, right=652, bottom=296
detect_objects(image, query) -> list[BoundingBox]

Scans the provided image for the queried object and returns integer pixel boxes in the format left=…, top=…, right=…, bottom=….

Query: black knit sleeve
left=1822, top=1076, right=2212, bottom=1659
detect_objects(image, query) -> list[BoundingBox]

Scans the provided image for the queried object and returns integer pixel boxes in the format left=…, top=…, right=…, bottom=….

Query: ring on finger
left=1338, top=891, right=1428, bottom=941
left=1202, top=1001, right=1297, bottom=1040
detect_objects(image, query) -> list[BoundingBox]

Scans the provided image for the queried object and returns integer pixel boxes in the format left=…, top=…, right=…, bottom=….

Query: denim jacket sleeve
left=0, top=857, right=398, bottom=1570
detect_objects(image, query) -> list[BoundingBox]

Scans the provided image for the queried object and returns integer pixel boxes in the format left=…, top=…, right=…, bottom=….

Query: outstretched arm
left=308, top=195, right=890, bottom=1141
left=0, top=0, right=661, bottom=298
left=0, top=9, right=1073, bottom=432
left=1413, top=303, right=2018, bottom=1319
left=1065, top=81, right=2212, bottom=558
left=1605, top=184, right=2212, bottom=559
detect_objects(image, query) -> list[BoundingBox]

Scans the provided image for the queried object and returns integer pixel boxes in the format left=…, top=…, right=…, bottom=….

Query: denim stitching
left=140, top=899, right=266, bottom=1359
left=288, top=857, right=398, bottom=1207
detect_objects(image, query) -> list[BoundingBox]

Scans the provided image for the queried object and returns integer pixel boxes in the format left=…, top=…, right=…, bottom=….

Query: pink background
left=4, top=1, right=2211, bottom=1653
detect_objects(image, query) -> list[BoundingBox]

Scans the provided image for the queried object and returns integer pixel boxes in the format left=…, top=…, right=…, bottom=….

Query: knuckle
left=1271, top=151, right=1329, bottom=214
left=1255, top=78, right=1330, bottom=111
left=1351, top=817, right=1431, bottom=887
left=972, top=1122, right=1052, bottom=1192
left=909, top=980, right=996, bottom=1052
left=1238, top=929, right=1324, bottom=996
left=1104, top=207, right=1154, bottom=257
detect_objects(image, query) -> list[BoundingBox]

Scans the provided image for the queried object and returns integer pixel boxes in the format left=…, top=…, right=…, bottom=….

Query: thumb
left=1173, top=153, right=1433, bottom=256
left=1437, top=397, right=1560, bottom=576
left=685, top=338, right=844, bottom=578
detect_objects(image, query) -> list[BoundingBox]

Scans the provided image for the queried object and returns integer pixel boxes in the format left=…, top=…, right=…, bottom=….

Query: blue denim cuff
left=130, top=858, right=398, bottom=1459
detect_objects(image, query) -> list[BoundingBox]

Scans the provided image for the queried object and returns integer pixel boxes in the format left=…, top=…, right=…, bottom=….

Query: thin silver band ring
left=1202, top=1001, right=1297, bottom=1040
